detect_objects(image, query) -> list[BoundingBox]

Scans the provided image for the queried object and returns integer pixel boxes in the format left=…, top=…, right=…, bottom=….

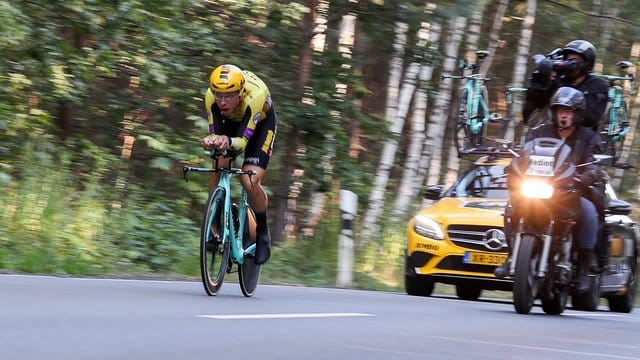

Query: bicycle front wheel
left=600, top=108, right=624, bottom=161
left=238, top=207, right=261, bottom=297
left=453, top=88, right=471, bottom=156
left=200, top=188, right=230, bottom=296
left=475, top=85, right=489, bottom=146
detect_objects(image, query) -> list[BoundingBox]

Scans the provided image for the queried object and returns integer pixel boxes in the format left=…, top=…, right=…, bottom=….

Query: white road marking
left=196, top=312, right=375, bottom=320
left=563, top=312, right=625, bottom=318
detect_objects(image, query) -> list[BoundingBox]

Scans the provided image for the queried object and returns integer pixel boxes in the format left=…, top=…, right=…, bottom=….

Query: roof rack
left=458, top=146, right=518, bottom=160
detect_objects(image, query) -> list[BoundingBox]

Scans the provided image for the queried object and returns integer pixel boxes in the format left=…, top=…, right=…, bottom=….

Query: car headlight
left=520, top=179, right=553, bottom=199
left=413, top=215, right=445, bottom=240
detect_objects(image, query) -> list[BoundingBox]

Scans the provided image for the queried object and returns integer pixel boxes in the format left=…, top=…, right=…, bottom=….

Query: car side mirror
left=424, top=185, right=444, bottom=201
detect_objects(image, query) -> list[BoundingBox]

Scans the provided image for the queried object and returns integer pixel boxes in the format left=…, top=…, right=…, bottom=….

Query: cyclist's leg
left=241, top=106, right=277, bottom=265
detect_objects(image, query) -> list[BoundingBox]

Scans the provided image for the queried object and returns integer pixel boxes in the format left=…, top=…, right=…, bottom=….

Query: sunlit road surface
left=1, top=274, right=639, bottom=360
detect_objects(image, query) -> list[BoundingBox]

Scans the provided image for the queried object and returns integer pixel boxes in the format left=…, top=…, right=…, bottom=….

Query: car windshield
left=452, top=164, right=509, bottom=198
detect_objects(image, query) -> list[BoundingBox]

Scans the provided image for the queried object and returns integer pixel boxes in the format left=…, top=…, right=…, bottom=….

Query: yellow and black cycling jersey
left=204, top=70, right=273, bottom=152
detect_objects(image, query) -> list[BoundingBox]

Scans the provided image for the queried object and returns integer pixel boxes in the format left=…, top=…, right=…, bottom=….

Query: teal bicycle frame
left=443, top=50, right=493, bottom=156
left=444, top=68, right=492, bottom=135
left=183, top=149, right=260, bottom=297
left=208, top=164, right=255, bottom=264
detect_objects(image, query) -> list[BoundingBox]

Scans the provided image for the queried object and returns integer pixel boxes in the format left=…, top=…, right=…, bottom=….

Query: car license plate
left=463, top=252, right=507, bottom=265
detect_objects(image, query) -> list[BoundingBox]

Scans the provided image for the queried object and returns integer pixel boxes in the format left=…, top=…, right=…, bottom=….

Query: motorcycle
left=504, top=137, right=605, bottom=314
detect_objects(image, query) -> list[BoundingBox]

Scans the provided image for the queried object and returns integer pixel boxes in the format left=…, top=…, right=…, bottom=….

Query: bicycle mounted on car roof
left=592, top=60, right=636, bottom=162
left=443, top=50, right=503, bottom=157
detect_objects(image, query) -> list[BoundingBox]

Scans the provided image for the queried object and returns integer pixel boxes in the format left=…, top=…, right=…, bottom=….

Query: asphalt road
left=1, top=274, right=639, bottom=360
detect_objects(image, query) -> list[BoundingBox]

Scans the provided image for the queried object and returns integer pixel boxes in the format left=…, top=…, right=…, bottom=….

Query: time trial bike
left=593, top=60, right=636, bottom=161
left=442, top=50, right=494, bottom=157
left=183, top=150, right=261, bottom=297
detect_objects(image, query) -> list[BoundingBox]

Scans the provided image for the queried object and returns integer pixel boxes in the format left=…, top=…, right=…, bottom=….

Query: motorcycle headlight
left=413, top=215, right=445, bottom=240
left=520, top=179, right=554, bottom=199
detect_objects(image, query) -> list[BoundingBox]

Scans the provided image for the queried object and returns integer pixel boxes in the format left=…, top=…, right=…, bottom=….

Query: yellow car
left=405, top=155, right=512, bottom=300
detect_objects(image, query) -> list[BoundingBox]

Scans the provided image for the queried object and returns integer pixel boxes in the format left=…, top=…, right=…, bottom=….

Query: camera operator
left=523, top=39, right=608, bottom=131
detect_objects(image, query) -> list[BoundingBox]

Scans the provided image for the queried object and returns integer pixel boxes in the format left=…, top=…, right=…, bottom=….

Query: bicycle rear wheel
left=600, top=108, right=624, bottom=161
left=238, top=207, right=261, bottom=297
left=612, top=105, right=628, bottom=161
left=476, top=86, right=489, bottom=146
left=200, top=188, right=230, bottom=296
left=453, top=88, right=471, bottom=156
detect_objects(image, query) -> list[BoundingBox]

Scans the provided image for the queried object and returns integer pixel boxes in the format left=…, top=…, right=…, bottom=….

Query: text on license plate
left=463, top=252, right=508, bottom=265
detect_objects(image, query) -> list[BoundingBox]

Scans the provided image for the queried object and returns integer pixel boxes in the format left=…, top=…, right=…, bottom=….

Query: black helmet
left=561, top=39, right=596, bottom=74
left=550, top=87, right=586, bottom=128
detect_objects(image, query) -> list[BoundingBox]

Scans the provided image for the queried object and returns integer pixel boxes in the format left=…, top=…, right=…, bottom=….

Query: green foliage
left=262, top=199, right=341, bottom=287
left=0, top=134, right=198, bottom=276
left=354, top=224, right=405, bottom=291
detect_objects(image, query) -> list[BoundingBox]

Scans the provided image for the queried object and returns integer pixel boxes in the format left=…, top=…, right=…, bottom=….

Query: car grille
left=447, top=224, right=507, bottom=252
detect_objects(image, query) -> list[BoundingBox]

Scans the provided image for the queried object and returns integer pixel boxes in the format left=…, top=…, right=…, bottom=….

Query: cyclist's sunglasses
left=214, top=92, right=240, bottom=101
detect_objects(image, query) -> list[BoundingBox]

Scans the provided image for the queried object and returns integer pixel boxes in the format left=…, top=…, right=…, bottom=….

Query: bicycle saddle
left=617, top=61, right=633, bottom=69
left=476, top=50, right=490, bottom=60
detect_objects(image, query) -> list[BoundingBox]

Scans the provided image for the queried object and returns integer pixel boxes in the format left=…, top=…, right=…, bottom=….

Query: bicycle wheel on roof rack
left=453, top=88, right=472, bottom=157
left=200, top=187, right=230, bottom=296
left=476, top=85, right=490, bottom=147
left=238, top=206, right=261, bottom=297
left=600, top=107, right=625, bottom=162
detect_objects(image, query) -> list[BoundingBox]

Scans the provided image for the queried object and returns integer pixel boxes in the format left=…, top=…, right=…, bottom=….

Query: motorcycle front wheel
left=542, top=285, right=569, bottom=315
left=513, top=234, right=540, bottom=314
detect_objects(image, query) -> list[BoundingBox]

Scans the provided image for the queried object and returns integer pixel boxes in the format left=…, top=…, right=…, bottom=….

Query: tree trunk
left=273, top=0, right=318, bottom=243
left=393, top=22, right=440, bottom=217
left=422, top=16, right=467, bottom=190
left=504, top=0, right=537, bottom=144
left=584, top=0, right=603, bottom=40
left=360, top=19, right=411, bottom=242
left=479, top=0, right=509, bottom=77
left=595, top=3, right=625, bottom=72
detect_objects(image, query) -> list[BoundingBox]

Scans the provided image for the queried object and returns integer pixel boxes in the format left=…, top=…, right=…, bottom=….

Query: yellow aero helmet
left=209, top=64, right=245, bottom=93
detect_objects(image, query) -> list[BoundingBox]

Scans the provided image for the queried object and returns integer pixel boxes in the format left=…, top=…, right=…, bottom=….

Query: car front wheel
left=456, top=282, right=482, bottom=300
left=405, top=274, right=435, bottom=297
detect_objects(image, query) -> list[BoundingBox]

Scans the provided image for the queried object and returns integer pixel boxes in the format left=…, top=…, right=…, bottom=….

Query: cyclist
left=497, top=87, right=605, bottom=294
left=201, top=64, right=277, bottom=265
left=524, top=39, right=608, bottom=131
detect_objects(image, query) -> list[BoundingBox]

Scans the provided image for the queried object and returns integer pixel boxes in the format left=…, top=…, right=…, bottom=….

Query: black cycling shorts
left=243, top=104, right=277, bottom=169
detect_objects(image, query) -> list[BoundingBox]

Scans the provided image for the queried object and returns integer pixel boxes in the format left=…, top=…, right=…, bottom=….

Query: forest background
left=2, top=0, right=639, bottom=294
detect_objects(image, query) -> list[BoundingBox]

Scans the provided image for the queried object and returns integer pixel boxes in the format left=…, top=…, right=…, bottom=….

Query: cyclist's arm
left=227, top=71, right=272, bottom=152
left=227, top=93, right=270, bottom=152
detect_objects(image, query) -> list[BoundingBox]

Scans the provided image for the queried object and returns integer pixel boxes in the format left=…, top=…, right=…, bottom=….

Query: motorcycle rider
left=496, top=87, right=605, bottom=294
